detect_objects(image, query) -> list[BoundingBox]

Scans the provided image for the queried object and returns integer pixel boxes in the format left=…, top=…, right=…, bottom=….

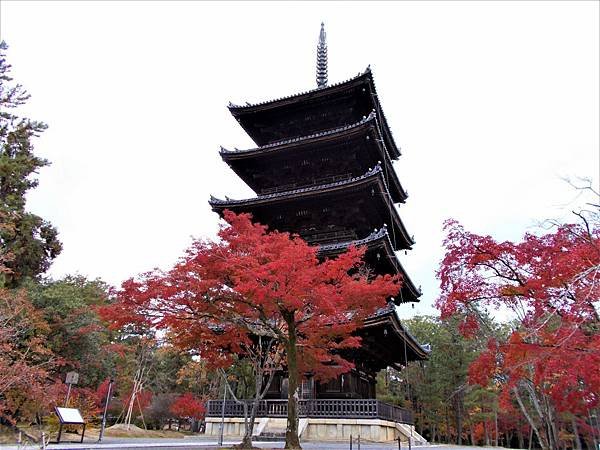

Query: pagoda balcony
left=260, top=173, right=353, bottom=195
left=206, top=398, right=413, bottom=425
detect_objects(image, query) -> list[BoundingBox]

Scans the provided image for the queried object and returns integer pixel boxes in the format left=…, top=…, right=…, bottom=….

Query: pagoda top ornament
left=316, top=22, right=328, bottom=88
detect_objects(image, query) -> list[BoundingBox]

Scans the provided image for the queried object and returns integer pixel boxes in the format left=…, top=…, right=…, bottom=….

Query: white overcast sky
left=1, top=1, right=598, bottom=317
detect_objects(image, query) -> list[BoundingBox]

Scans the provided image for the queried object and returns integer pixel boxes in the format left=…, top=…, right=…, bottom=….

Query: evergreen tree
left=0, top=41, right=61, bottom=287
left=400, top=315, right=484, bottom=444
left=25, top=275, right=115, bottom=388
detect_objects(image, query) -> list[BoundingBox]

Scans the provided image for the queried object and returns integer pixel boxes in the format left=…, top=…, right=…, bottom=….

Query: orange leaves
left=0, top=288, right=57, bottom=422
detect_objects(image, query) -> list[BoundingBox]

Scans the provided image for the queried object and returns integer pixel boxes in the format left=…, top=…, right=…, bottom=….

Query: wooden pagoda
left=207, top=24, right=428, bottom=429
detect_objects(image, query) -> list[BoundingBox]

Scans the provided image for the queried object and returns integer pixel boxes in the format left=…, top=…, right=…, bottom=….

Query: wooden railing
left=206, top=399, right=413, bottom=424
left=260, top=173, right=353, bottom=195
left=301, top=229, right=357, bottom=245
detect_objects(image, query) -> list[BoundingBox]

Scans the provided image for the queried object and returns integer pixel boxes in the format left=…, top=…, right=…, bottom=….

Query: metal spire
left=316, top=22, right=328, bottom=88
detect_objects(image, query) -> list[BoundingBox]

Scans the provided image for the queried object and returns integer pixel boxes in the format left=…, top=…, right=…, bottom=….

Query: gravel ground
left=0, top=435, right=510, bottom=450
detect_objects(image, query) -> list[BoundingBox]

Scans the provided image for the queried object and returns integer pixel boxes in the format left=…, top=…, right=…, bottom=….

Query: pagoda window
left=296, top=209, right=310, bottom=217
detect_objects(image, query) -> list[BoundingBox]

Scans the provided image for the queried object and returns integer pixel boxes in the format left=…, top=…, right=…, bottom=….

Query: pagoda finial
left=316, top=22, right=328, bottom=88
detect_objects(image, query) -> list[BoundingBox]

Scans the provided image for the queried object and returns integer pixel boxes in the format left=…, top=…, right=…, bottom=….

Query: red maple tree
left=170, top=393, right=205, bottom=421
left=436, top=206, right=600, bottom=450
left=101, top=211, right=399, bottom=449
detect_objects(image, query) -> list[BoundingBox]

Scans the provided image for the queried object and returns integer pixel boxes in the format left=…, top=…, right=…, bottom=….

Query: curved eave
left=209, top=166, right=414, bottom=250
left=364, top=305, right=430, bottom=362
left=317, top=226, right=389, bottom=254
left=367, top=72, right=401, bottom=159
left=318, top=229, right=422, bottom=303
left=228, top=68, right=401, bottom=159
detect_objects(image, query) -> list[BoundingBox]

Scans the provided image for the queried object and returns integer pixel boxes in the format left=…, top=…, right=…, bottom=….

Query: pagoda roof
left=362, top=304, right=430, bottom=368
left=220, top=112, right=407, bottom=203
left=228, top=68, right=372, bottom=112
left=318, top=227, right=421, bottom=304
left=228, top=68, right=401, bottom=159
left=220, top=112, right=378, bottom=157
left=209, top=165, right=414, bottom=250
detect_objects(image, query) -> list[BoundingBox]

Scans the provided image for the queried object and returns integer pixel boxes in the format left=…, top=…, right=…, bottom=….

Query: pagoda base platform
left=204, top=416, right=427, bottom=444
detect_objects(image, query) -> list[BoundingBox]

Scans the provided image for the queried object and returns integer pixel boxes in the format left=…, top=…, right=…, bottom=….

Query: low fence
left=206, top=399, right=413, bottom=424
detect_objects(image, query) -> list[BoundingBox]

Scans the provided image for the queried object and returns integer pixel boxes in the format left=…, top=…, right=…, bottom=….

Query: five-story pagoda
left=206, top=24, right=429, bottom=442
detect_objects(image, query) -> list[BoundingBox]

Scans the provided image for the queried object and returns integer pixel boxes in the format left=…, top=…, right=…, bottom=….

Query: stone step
left=254, top=431, right=286, bottom=441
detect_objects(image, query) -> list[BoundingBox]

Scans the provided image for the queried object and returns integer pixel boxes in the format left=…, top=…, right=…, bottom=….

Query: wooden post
left=398, top=436, right=402, bottom=450
left=357, top=434, right=361, bottom=450
left=350, top=434, right=353, bottom=450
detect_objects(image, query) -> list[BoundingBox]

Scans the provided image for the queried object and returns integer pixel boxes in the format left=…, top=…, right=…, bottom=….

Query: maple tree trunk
left=239, top=338, right=279, bottom=449
left=219, top=369, right=254, bottom=449
left=238, top=401, right=252, bottom=449
left=239, top=372, right=268, bottom=449
left=284, top=312, right=301, bottom=449
left=238, top=393, right=259, bottom=447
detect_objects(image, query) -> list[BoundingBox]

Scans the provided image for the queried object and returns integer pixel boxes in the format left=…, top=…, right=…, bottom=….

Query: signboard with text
left=55, top=407, right=84, bottom=424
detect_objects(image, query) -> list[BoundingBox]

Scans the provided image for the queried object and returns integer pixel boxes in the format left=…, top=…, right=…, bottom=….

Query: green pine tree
left=0, top=41, right=61, bottom=287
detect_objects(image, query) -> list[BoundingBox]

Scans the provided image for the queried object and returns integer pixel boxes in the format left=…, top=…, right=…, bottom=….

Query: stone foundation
left=204, top=417, right=425, bottom=443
